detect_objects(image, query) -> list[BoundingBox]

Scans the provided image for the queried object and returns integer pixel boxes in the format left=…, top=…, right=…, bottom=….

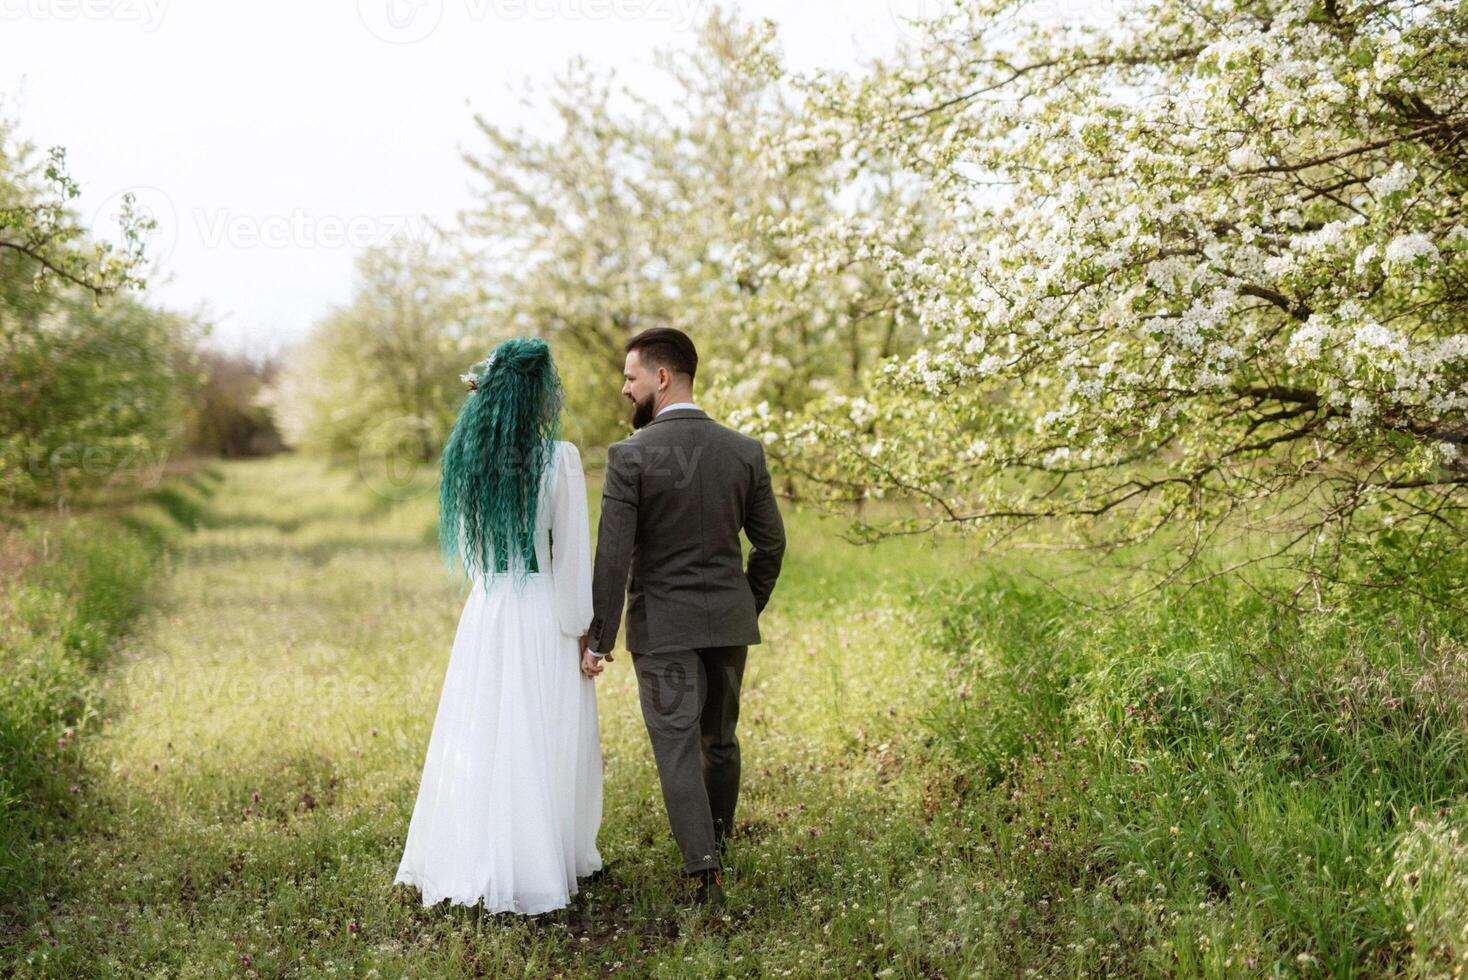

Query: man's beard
left=629, top=392, right=656, bottom=430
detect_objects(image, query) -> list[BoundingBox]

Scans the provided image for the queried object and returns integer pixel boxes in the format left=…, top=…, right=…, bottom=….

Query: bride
left=394, top=337, right=606, bottom=915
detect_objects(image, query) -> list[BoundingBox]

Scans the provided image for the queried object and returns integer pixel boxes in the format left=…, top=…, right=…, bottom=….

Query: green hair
left=438, top=337, right=564, bottom=591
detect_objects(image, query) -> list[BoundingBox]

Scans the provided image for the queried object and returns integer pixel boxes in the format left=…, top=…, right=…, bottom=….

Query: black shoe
left=690, top=868, right=725, bottom=911
left=586, top=861, right=613, bottom=884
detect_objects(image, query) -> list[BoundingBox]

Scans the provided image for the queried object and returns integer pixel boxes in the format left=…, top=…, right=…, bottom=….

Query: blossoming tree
left=740, top=0, right=1467, bottom=606
left=458, top=12, right=929, bottom=447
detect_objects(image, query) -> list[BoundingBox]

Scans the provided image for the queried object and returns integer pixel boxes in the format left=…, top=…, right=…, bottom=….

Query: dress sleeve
left=550, top=442, right=594, bottom=638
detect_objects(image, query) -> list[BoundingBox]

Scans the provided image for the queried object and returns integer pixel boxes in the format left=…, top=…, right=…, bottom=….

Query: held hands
left=579, top=634, right=606, bottom=679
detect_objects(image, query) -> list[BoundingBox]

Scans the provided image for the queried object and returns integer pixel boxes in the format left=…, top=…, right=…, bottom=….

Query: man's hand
left=581, top=647, right=605, bottom=679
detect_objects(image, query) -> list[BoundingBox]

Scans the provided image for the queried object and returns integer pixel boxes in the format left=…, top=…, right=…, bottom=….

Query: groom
left=583, top=326, right=786, bottom=910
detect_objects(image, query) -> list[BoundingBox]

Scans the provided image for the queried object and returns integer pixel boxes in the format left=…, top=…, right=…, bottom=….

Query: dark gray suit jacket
left=588, top=407, right=786, bottom=655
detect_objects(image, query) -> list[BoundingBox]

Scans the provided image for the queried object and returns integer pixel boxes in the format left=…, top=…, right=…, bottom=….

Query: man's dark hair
left=625, top=327, right=697, bottom=383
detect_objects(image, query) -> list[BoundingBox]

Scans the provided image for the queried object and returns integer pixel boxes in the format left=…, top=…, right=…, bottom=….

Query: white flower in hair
left=460, top=351, right=496, bottom=390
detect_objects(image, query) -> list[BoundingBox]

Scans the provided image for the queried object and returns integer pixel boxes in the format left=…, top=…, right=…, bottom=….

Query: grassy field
left=4, top=452, right=1467, bottom=976
left=2, top=453, right=992, bottom=977
left=0, top=464, right=218, bottom=915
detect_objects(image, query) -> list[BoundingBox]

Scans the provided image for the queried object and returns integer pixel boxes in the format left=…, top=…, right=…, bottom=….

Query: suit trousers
left=629, top=644, right=748, bottom=874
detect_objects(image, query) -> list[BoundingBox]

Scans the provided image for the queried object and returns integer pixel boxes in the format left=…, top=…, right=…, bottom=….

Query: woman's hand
left=580, top=648, right=604, bottom=679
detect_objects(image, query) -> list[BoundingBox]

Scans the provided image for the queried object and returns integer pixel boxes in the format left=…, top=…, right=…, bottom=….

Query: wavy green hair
left=438, top=337, right=564, bottom=591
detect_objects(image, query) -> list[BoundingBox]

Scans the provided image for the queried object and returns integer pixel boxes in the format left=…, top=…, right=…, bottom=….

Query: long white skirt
left=394, top=572, right=604, bottom=914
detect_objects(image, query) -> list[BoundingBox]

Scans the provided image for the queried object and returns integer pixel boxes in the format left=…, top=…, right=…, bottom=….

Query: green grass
left=913, top=563, right=1468, bottom=975
left=0, top=454, right=989, bottom=977
left=2, top=452, right=1465, bottom=977
left=0, top=466, right=219, bottom=918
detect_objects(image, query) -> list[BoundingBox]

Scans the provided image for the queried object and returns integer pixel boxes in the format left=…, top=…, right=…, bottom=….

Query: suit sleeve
left=588, top=442, right=639, bottom=654
left=550, top=442, right=594, bottom=638
left=743, top=443, right=786, bottom=615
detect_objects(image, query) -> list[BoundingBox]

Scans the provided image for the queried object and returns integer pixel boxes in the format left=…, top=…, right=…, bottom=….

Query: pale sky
left=0, top=0, right=927, bottom=359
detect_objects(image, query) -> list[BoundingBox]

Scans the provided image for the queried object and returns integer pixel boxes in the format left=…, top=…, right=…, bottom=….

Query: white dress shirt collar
left=656, top=401, right=699, bottom=417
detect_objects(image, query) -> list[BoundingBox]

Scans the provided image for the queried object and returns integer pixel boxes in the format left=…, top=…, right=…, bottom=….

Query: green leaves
left=0, top=110, right=203, bottom=507
left=1, top=144, right=152, bottom=299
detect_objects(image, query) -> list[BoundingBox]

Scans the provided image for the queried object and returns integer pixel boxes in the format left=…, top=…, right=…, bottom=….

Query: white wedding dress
left=394, top=440, right=604, bottom=915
